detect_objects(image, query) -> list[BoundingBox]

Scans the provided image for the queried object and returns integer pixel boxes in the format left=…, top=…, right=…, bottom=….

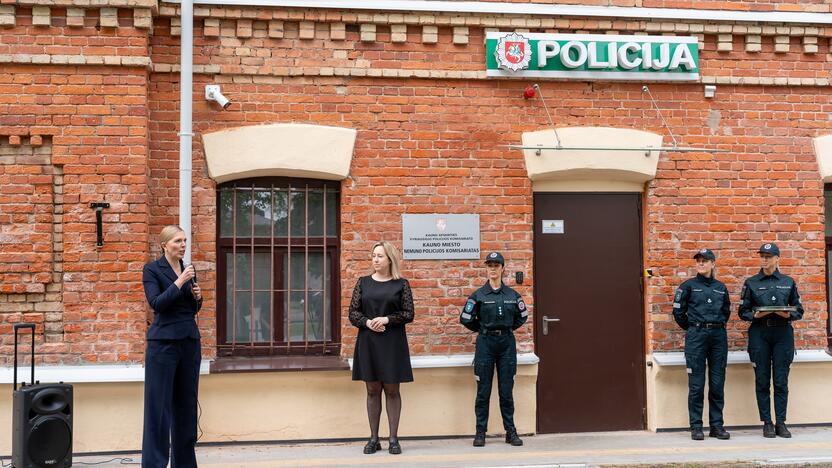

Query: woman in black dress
left=349, top=241, right=414, bottom=455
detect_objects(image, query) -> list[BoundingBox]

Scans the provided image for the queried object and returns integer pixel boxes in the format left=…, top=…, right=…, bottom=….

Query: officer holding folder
left=739, top=243, right=804, bottom=438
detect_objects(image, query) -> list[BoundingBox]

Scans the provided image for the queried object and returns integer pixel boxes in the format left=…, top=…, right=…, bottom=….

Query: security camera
left=205, top=85, right=231, bottom=110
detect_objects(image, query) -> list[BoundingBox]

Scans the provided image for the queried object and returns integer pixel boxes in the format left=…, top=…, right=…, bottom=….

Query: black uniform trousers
left=684, top=326, right=727, bottom=429
left=748, top=323, right=794, bottom=423
left=473, top=333, right=517, bottom=433
left=142, top=337, right=201, bottom=468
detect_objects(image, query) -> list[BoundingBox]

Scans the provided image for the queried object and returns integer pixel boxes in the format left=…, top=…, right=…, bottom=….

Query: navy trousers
left=142, top=338, right=201, bottom=468
left=684, top=327, right=728, bottom=429
left=748, top=323, right=794, bottom=423
left=473, top=333, right=517, bottom=433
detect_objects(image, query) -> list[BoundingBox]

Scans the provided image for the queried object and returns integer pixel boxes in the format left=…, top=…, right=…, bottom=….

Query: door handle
left=542, top=315, right=560, bottom=336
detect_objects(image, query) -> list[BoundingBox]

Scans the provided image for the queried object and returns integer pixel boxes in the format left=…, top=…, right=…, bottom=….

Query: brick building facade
left=1, top=0, right=832, bottom=453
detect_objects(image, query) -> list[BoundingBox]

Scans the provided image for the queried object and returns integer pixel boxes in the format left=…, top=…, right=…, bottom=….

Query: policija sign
left=486, top=32, right=699, bottom=81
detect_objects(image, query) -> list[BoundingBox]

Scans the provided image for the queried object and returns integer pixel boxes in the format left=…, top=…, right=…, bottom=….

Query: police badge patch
left=465, top=300, right=475, bottom=313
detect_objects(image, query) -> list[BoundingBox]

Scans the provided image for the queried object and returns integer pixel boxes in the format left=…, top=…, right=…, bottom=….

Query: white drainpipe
left=178, top=0, right=193, bottom=264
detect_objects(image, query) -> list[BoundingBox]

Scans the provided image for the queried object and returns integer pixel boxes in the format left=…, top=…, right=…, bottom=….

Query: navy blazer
left=142, top=256, right=202, bottom=340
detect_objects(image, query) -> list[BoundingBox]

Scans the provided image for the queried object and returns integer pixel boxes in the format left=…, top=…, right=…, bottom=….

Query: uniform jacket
left=142, top=256, right=202, bottom=340
left=672, top=273, right=731, bottom=330
left=738, top=269, right=803, bottom=323
left=460, top=281, right=528, bottom=332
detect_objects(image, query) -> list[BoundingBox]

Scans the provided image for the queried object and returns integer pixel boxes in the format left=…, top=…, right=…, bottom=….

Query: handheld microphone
left=186, top=263, right=197, bottom=284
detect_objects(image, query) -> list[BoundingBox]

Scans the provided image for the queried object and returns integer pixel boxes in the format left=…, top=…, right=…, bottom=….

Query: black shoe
left=505, top=430, right=523, bottom=446
left=775, top=422, right=792, bottom=438
left=363, top=438, right=381, bottom=454
left=388, top=440, right=402, bottom=455
left=763, top=422, right=776, bottom=438
left=473, top=432, right=486, bottom=447
left=691, top=428, right=704, bottom=440
left=708, top=426, right=730, bottom=440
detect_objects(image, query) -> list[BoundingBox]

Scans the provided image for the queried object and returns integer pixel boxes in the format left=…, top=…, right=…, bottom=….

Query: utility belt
left=480, top=328, right=511, bottom=336
left=689, top=322, right=725, bottom=329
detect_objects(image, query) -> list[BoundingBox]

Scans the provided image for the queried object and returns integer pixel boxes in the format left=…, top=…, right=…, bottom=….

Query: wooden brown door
left=533, top=193, right=646, bottom=433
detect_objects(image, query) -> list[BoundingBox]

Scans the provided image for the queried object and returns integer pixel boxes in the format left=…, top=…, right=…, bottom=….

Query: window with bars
left=216, top=178, right=340, bottom=356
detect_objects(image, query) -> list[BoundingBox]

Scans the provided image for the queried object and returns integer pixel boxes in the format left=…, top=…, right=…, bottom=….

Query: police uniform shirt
left=460, top=281, right=528, bottom=332
left=738, top=269, right=804, bottom=322
left=672, top=274, right=730, bottom=330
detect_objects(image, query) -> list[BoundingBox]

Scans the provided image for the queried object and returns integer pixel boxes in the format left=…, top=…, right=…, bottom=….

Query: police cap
left=484, top=252, right=505, bottom=265
left=758, top=243, right=780, bottom=256
left=693, top=248, right=716, bottom=261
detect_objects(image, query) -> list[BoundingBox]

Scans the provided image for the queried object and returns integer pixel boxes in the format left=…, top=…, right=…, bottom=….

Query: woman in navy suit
left=142, top=225, right=202, bottom=468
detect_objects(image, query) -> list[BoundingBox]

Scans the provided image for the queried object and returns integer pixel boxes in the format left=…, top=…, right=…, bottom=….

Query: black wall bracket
left=90, top=202, right=110, bottom=246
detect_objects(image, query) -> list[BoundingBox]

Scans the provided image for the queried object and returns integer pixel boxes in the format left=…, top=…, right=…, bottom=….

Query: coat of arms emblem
left=495, top=33, right=532, bottom=72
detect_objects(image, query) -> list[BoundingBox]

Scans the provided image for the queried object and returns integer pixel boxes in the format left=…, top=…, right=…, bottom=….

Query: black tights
left=365, top=381, right=402, bottom=442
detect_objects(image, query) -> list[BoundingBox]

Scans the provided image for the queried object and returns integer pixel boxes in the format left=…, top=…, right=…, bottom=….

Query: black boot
left=505, top=430, right=523, bottom=446
left=763, top=422, right=776, bottom=438
left=473, top=431, right=486, bottom=447
left=775, top=422, right=792, bottom=438
left=363, top=438, right=381, bottom=454
left=690, top=427, right=704, bottom=440
left=708, top=426, right=730, bottom=440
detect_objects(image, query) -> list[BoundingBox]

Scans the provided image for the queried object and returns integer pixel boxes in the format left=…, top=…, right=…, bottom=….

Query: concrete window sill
left=0, top=361, right=211, bottom=384
left=348, top=352, right=540, bottom=370
left=209, top=355, right=349, bottom=374
left=650, top=349, right=832, bottom=367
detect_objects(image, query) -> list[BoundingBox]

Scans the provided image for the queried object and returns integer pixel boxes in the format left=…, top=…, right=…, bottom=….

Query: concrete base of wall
left=646, top=355, right=832, bottom=430
left=0, top=364, right=538, bottom=454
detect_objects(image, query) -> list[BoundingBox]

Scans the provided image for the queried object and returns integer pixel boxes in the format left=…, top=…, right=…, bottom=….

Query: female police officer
left=672, top=248, right=731, bottom=441
left=460, top=252, right=528, bottom=447
left=739, top=243, right=803, bottom=438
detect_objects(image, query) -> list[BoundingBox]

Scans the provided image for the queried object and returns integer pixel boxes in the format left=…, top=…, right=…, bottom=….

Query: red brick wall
left=146, top=72, right=219, bottom=353
left=646, top=86, right=829, bottom=351
left=1, top=5, right=830, bottom=365
left=0, top=138, right=54, bottom=294
left=147, top=73, right=538, bottom=357
left=145, top=17, right=831, bottom=358
left=0, top=6, right=151, bottom=364
left=150, top=77, right=831, bottom=357
left=420, top=0, right=827, bottom=12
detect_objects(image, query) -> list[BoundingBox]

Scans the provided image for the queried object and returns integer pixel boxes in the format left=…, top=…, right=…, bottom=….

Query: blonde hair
left=159, top=225, right=185, bottom=252
left=372, top=241, right=402, bottom=280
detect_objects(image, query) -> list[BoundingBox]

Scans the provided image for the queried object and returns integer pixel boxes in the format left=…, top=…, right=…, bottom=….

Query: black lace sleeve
left=386, top=278, right=415, bottom=326
left=348, top=278, right=369, bottom=329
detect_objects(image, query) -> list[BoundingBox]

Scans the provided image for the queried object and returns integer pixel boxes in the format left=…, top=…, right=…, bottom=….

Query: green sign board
left=486, top=32, right=699, bottom=81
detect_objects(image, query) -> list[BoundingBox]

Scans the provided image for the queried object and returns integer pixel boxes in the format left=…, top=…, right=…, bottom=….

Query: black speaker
left=13, top=384, right=73, bottom=467
left=11, top=324, right=73, bottom=468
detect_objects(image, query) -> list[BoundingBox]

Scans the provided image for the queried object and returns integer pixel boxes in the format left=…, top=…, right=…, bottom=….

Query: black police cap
left=693, top=248, right=716, bottom=261
left=758, top=243, right=780, bottom=256
left=484, top=252, right=505, bottom=265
